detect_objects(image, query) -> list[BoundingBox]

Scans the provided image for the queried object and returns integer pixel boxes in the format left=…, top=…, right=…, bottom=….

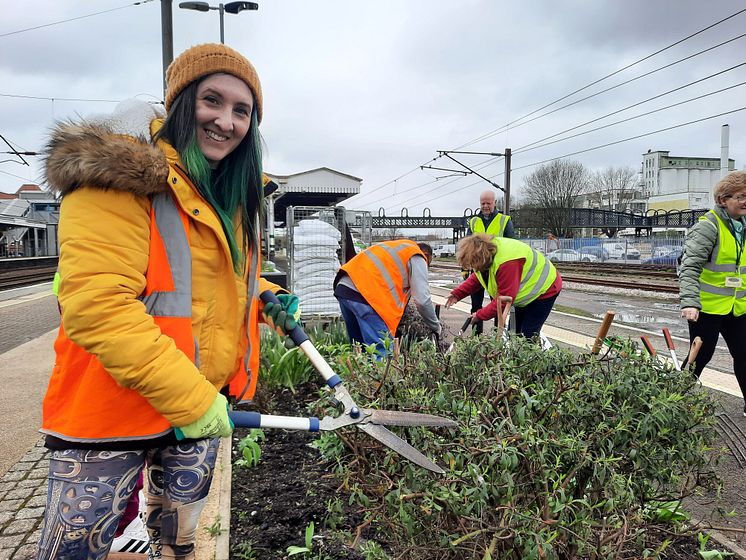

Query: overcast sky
left=1, top=0, right=745, bottom=217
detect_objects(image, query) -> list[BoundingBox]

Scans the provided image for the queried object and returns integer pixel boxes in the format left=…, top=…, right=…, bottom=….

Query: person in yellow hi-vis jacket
left=37, top=44, right=299, bottom=559
left=465, top=190, right=514, bottom=334
left=679, top=170, right=746, bottom=415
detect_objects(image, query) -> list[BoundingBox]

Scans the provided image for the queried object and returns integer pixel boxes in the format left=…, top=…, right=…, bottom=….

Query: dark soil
left=229, top=384, right=370, bottom=560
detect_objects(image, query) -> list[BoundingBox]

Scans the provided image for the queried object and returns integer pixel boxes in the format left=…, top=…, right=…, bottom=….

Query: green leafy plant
left=643, top=500, right=690, bottom=523
left=310, top=334, right=719, bottom=559
left=204, top=517, right=223, bottom=537
left=233, top=540, right=258, bottom=560
left=259, top=321, right=351, bottom=392
left=698, top=532, right=734, bottom=559
left=360, top=540, right=391, bottom=560
left=287, top=521, right=315, bottom=556
left=235, top=428, right=265, bottom=468
left=323, top=497, right=345, bottom=531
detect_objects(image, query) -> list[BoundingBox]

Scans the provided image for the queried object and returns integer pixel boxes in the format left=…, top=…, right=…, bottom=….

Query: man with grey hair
left=465, top=190, right=515, bottom=334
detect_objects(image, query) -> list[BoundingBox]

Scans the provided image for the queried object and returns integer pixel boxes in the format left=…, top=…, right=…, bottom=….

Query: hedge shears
left=228, top=292, right=458, bottom=474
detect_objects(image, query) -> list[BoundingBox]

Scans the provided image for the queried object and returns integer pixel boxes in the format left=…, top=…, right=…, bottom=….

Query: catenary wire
left=356, top=8, right=746, bottom=207
left=390, top=48, right=746, bottom=194
left=515, top=80, right=746, bottom=155
left=0, top=168, right=36, bottom=183
left=511, top=106, right=746, bottom=173
left=0, top=92, right=122, bottom=103
left=384, top=107, right=746, bottom=211
left=455, top=7, right=746, bottom=150
left=462, top=31, right=746, bottom=148
left=355, top=154, right=504, bottom=209
left=0, top=1, right=154, bottom=38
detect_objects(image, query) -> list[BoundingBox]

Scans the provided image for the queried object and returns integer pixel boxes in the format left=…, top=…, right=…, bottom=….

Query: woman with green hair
left=37, top=43, right=297, bottom=559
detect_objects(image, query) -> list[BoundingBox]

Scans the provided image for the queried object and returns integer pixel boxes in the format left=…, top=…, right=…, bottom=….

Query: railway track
left=0, top=266, right=56, bottom=291
left=431, top=260, right=679, bottom=293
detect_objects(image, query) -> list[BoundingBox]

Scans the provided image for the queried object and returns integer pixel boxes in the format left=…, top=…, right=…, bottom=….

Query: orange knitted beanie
left=165, top=43, right=263, bottom=122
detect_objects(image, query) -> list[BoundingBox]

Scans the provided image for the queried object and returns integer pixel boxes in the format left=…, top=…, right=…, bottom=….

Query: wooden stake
left=591, top=311, right=615, bottom=355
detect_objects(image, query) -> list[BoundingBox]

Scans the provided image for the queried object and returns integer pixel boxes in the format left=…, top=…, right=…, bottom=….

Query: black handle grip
left=260, top=291, right=309, bottom=347
left=460, top=316, right=472, bottom=332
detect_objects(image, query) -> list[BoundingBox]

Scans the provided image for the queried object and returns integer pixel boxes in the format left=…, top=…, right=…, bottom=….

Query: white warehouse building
left=643, top=150, right=735, bottom=212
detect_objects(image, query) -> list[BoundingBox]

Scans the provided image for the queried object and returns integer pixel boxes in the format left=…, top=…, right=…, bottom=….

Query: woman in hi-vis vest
left=680, top=171, right=746, bottom=415
left=446, top=233, right=562, bottom=338
left=36, top=44, right=298, bottom=559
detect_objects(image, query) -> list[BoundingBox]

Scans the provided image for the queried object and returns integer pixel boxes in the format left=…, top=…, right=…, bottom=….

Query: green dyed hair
left=154, top=78, right=264, bottom=273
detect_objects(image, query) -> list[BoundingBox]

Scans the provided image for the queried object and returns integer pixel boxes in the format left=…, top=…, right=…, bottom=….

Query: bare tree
left=588, top=166, right=639, bottom=237
left=373, top=227, right=402, bottom=241
left=522, top=159, right=589, bottom=238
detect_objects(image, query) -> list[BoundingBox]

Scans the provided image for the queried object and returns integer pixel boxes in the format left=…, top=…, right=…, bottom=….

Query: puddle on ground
left=594, top=311, right=669, bottom=324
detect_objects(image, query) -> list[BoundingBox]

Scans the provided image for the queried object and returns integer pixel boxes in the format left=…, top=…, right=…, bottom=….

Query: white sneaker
left=111, top=514, right=150, bottom=554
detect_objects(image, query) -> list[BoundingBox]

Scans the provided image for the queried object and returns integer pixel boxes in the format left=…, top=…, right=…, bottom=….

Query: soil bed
left=230, top=383, right=371, bottom=559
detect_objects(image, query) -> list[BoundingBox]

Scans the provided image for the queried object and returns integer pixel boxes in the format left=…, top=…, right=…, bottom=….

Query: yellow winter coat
left=43, top=115, right=276, bottom=435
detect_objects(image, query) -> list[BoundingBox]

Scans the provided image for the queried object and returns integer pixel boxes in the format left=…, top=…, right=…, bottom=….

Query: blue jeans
left=336, top=296, right=392, bottom=358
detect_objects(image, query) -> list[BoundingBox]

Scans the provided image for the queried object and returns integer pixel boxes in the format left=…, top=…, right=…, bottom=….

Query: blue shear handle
left=229, top=411, right=262, bottom=429
left=229, top=411, right=320, bottom=432
left=260, top=290, right=309, bottom=347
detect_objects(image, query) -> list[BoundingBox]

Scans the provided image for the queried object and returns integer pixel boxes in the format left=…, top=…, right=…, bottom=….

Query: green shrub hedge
left=312, top=334, right=719, bottom=559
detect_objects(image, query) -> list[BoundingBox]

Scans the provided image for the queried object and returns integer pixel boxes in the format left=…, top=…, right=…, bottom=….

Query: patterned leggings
left=36, top=438, right=220, bottom=560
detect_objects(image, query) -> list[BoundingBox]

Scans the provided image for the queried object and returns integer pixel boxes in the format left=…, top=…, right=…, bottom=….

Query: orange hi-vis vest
left=340, top=240, right=425, bottom=334
left=42, top=192, right=261, bottom=442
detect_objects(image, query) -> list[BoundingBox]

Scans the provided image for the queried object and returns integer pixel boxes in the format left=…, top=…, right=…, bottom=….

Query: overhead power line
left=357, top=153, right=504, bottom=209
left=457, top=7, right=746, bottom=150
left=464, top=31, right=746, bottom=148
left=361, top=7, right=746, bottom=209
left=0, top=92, right=122, bottom=103
left=514, top=64, right=746, bottom=153
left=0, top=168, right=35, bottom=182
left=512, top=106, right=746, bottom=173
left=347, top=155, right=441, bottom=204
left=0, top=1, right=154, bottom=39
left=381, top=106, right=746, bottom=212
left=514, top=81, right=746, bottom=155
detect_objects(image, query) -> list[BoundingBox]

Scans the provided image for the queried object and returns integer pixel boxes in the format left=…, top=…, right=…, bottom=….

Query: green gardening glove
left=174, top=393, right=234, bottom=440
left=262, top=293, right=301, bottom=336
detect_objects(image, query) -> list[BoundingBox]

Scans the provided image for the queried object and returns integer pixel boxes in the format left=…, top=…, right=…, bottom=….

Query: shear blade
left=364, top=409, right=458, bottom=428
left=358, top=423, right=445, bottom=474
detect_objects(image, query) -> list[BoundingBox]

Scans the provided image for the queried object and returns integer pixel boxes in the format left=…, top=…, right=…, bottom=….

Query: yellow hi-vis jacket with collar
left=469, top=212, right=511, bottom=237
left=698, top=210, right=746, bottom=316
left=475, top=237, right=557, bottom=307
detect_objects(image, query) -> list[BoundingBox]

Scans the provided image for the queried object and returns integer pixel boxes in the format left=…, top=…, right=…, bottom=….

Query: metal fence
left=285, top=206, right=346, bottom=318
left=522, top=235, right=685, bottom=265
left=345, top=209, right=373, bottom=251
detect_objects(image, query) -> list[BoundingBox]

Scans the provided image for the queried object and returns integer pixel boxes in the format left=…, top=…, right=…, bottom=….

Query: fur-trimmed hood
left=44, top=99, right=170, bottom=198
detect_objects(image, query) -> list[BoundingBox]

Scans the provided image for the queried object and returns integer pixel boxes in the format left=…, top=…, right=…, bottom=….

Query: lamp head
left=179, top=1, right=210, bottom=11
left=224, top=1, right=258, bottom=13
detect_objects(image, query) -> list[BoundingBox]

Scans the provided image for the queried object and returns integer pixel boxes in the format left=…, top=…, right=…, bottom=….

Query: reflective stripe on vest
left=469, top=213, right=509, bottom=237
left=139, top=193, right=192, bottom=318
left=233, top=237, right=260, bottom=401
left=42, top=192, right=260, bottom=441
left=340, top=240, right=425, bottom=334
left=476, top=237, right=557, bottom=307
left=698, top=211, right=746, bottom=316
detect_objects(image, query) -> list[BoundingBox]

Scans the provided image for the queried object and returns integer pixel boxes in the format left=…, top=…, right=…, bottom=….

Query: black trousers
left=514, top=295, right=557, bottom=338
left=687, top=311, right=746, bottom=402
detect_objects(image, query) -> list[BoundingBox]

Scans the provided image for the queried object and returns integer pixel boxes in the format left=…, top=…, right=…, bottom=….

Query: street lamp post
left=179, top=1, right=258, bottom=44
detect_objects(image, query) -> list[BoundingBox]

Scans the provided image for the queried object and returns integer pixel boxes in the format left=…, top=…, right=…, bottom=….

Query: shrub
left=312, top=334, right=719, bottom=559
